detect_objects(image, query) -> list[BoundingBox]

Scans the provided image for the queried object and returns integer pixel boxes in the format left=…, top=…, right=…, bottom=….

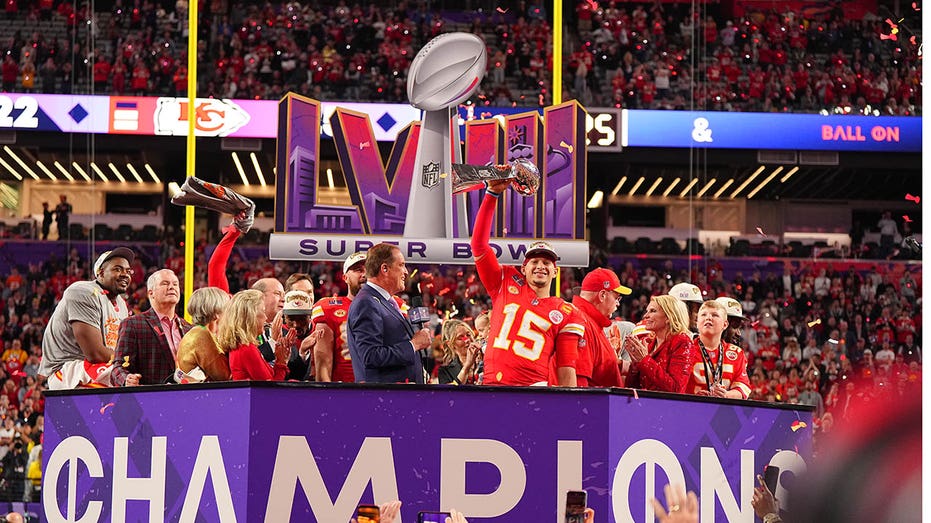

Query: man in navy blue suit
left=347, top=243, right=431, bottom=383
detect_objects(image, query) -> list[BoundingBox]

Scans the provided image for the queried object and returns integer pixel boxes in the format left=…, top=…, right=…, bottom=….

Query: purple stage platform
left=43, top=383, right=812, bottom=522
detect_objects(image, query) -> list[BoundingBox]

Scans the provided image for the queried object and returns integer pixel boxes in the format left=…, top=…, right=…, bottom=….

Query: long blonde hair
left=441, top=319, right=474, bottom=365
left=650, top=295, right=691, bottom=337
left=217, top=289, right=264, bottom=353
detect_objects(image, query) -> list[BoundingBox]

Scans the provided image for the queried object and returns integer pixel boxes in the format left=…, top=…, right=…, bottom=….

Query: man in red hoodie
left=572, top=268, right=631, bottom=387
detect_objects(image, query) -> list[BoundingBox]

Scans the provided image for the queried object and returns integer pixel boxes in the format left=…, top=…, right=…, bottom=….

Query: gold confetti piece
left=122, top=356, right=130, bottom=368
left=807, top=318, right=821, bottom=328
left=559, top=140, right=574, bottom=153
left=790, top=420, right=807, bottom=432
left=440, top=173, right=448, bottom=178
left=495, top=371, right=503, bottom=382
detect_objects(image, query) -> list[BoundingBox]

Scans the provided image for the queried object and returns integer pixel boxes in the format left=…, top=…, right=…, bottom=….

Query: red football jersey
left=481, top=264, right=584, bottom=386
left=686, top=340, right=751, bottom=399
left=311, top=296, right=355, bottom=383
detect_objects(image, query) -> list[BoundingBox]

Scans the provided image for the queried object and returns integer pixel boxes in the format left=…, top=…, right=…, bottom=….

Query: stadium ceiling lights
left=35, top=160, right=60, bottom=180
left=126, top=163, right=144, bottom=183
left=678, top=178, right=699, bottom=197
left=0, top=155, right=23, bottom=181
left=627, top=176, right=645, bottom=196
left=232, top=152, right=249, bottom=186
left=610, top=176, right=627, bottom=196
left=712, top=179, right=735, bottom=199
left=661, top=177, right=681, bottom=197
left=587, top=190, right=604, bottom=209
left=746, top=167, right=783, bottom=199
left=4, top=147, right=39, bottom=180
left=729, top=166, right=766, bottom=199
left=144, top=164, right=161, bottom=183
left=250, top=152, right=266, bottom=187
left=644, top=177, right=663, bottom=197
left=695, top=178, right=717, bottom=198
left=780, top=166, right=799, bottom=183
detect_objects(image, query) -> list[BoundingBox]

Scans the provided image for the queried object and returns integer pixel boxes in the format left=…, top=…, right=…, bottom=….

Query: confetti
left=358, top=141, right=371, bottom=150
left=756, top=226, right=767, bottom=237
left=503, top=227, right=509, bottom=235
left=99, top=402, right=115, bottom=415
left=559, top=140, right=575, bottom=153
left=828, top=338, right=838, bottom=344
left=122, top=356, right=130, bottom=368
left=495, top=371, right=503, bottom=381
left=880, top=33, right=898, bottom=41
left=633, top=388, right=639, bottom=399
left=903, top=215, right=913, bottom=223
left=910, top=36, right=918, bottom=45
left=905, top=193, right=920, bottom=203
left=912, top=1, right=920, bottom=10
left=790, top=420, right=807, bottom=432
left=440, top=173, right=448, bottom=178
left=496, top=6, right=508, bottom=13
left=807, top=318, right=821, bottom=328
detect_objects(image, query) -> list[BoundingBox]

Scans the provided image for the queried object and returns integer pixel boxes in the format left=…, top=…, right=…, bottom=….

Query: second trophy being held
left=450, top=158, right=541, bottom=196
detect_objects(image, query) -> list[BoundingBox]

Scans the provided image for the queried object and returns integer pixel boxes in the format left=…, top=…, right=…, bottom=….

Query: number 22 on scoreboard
left=491, top=303, right=551, bottom=361
left=0, top=96, right=39, bottom=129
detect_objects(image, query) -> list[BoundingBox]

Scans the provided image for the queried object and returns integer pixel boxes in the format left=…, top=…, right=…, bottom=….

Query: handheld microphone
left=409, top=296, right=431, bottom=330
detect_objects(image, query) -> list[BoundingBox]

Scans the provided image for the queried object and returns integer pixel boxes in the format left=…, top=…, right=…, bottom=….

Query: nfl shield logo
left=421, top=162, right=440, bottom=189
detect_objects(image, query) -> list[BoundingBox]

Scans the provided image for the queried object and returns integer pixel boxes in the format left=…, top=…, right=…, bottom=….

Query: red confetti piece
left=910, top=36, right=918, bottom=45
left=790, top=420, right=807, bottom=432
left=912, top=1, right=920, bottom=10
left=881, top=33, right=898, bottom=41
left=496, top=6, right=508, bottom=13
left=756, top=226, right=767, bottom=237
left=100, top=402, right=115, bottom=415
left=903, top=215, right=913, bottom=223
left=905, top=193, right=921, bottom=204
left=885, top=18, right=898, bottom=29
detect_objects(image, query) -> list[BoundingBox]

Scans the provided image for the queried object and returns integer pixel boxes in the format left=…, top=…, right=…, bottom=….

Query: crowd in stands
left=0, top=0, right=921, bottom=114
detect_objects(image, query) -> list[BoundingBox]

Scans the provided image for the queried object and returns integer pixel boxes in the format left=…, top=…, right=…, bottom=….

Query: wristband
left=485, top=188, right=502, bottom=198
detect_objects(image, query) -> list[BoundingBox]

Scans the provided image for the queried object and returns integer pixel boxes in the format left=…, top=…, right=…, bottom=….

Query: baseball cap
left=668, top=282, right=703, bottom=303
left=715, top=296, right=748, bottom=320
left=630, top=321, right=654, bottom=340
left=524, top=240, right=559, bottom=262
left=93, top=247, right=135, bottom=275
left=581, top=268, right=632, bottom=295
left=282, top=290, right=313, bottom=316
left=343, top=251, right=367, bottom=274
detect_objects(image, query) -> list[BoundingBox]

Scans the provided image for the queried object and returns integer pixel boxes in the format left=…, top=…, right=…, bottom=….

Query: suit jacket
left=113, top=308, right=193, bottom=385
left=346, top=284, right=423, bottom=383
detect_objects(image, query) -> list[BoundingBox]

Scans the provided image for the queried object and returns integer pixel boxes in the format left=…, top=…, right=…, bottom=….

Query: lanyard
left=698, top=339, right=725, bottom=390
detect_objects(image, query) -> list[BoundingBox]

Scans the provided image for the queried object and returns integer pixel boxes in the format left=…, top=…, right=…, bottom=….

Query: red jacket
left=625, top=332, right=693, bottom=393
left=571, top=296, right=622, bottom=387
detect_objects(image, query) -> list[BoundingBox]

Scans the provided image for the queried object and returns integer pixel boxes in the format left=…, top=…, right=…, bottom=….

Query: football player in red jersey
left=686, top=300, right=751, bottom=399
left=312, top=251, right=368, bottom=382
left=471, top=179, right=585, bottom=387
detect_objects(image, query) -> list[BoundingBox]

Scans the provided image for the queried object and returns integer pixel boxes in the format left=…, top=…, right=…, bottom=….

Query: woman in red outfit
left=624, top=295, right=693, bottom=393
left=219, top=289, right=289, bottom=381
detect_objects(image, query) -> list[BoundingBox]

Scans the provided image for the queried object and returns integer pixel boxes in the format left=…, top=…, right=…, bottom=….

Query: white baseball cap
left=343, top=251, right=367, bottom=274
left=715, top=296, right=748, bottom=320
left=669, top=282, right=703, bottom=303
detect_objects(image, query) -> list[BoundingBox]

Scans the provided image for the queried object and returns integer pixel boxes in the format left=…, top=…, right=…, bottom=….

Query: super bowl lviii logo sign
left=270, top=33, right=589, bottom=266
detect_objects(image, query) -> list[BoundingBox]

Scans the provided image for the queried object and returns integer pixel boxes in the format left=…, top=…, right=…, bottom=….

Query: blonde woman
left=176, top=287, right=232, bottom=381
left=436, top=319, right=481, bottom=385
left=624, top=295, right=693, bottom=392
left=218, top=290, right=289, bottom=381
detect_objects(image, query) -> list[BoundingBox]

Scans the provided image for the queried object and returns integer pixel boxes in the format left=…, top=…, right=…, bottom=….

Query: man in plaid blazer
left=112, top=269, right=192, bottom=386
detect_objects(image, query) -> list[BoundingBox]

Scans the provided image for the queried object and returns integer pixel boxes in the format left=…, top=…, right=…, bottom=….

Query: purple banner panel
left=543, top=102, right=588, bottom=239
left=275, top=93, right=321, bottom=233
left=44, top=384, right=810, bottom=523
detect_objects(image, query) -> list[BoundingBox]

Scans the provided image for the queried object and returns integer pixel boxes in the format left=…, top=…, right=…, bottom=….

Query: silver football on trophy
left=510, top=158, right=540, bottom=196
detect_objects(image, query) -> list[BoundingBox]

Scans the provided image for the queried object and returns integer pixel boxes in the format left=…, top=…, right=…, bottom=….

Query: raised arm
left=471, top=185, right=508, bottom=295
left=207, top=225, right=241, bottom=293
